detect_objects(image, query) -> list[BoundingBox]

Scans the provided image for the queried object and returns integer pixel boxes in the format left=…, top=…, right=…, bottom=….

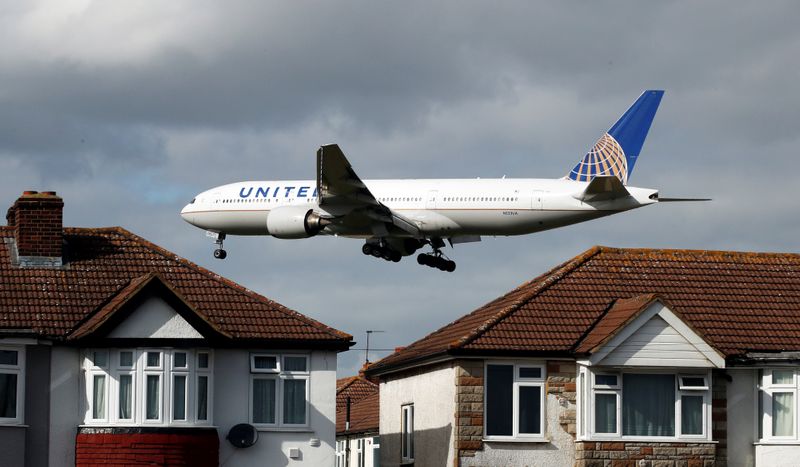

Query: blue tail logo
left=567, top=90, right=664, bottom=185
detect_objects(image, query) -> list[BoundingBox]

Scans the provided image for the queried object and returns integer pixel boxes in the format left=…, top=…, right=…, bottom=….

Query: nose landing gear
left=210, top=232, right=227, bottom=260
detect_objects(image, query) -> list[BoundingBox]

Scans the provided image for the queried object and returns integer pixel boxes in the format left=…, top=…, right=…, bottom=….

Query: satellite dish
left=227, top=423, right=258, bottom=448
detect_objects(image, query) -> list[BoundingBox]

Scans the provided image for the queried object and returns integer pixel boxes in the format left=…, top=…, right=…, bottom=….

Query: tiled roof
left=367, top=246, right=800, bottom=374
left=336, top=376, right=379, bottom=409
left=0, top=226, right=352, bottom=347
left=336, top=391, right=379, bottom=435
left=573, top=294, right=661, bottom=354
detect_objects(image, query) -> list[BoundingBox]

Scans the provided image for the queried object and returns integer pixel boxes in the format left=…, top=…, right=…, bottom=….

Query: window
left=0, top=347, right=24, bottom=424
left=83, top=349, right=212, bottom=426
left=485, top=362, right=546, bottom=440
left=401, top=404, right=414, bottom=463
left=356, top=438, right=365, bottom=467
left=250, top=353, right=309, bottom=428
left=760, top=368, right=800, bottom=440
left=583, top=369, right=710, bottom=440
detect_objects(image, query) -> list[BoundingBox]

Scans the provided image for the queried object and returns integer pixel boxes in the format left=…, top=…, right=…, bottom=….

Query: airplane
left=181, top=90, right=706, bottom=272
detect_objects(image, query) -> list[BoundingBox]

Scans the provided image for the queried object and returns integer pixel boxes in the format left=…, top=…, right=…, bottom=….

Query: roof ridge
left=107, top=226, right=352, bottom=342
left=451, top=245, right=604, bottom=350
left=336, top=376, right=360, bottom=394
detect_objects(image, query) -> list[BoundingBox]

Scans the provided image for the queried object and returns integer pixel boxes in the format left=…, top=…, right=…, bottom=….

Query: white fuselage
left=180, top=178, right=658, bottom=238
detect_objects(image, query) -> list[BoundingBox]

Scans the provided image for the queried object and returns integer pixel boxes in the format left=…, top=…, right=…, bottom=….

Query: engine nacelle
left=266, top=207, right=331, bottom=239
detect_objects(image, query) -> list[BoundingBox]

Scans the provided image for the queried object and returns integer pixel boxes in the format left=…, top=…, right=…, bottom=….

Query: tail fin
left=567, top=90, right=664, bottom=185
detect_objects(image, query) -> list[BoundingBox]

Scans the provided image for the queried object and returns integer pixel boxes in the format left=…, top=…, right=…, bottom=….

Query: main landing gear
left=362, top=243, right=402, bottom=263
left=211, top=232, right=227, bottom=260
left=417, top=237, right=456, bottom=272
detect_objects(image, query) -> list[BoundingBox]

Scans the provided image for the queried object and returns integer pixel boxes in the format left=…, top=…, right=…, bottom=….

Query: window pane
left=773, top=392, right=794, bottom=436
left=146, top=352, right=160, bottom=367
left=519, top=386, right=542, bottom=434
left=486, top=364, right=513, bottom=436
left=119, top=351, right=133, bottom=367
left=284, top=356, right=307, bottom=372
left=622, top=374, right=675, bottom=436
left=595, top=393, right=617, bottom=434
left=0, top=350, right=18, bottom=366
left=197, top=376, right=208, bottom=421
left=119, top=374, right=132, bottom=419
left=146, top=375, right=160, bottom=420
left=92, top=351, right=108, bottom=368
left=681, top=377, right=706, bottom=388
left=0, top=373, right=18, bottom=418
left=773, top=370, right=794, bottom=385
left=595, top=374, right=618, bottom=386
left=174, top=352, right=187, bottom=368
left=283, top=379, right=306, bottom=424
left=92, top=375, right=106, bottom=419
left=253, top=356, right=277, bottom=370
left=173, top=375, right=186, bottom=420
left=252, top=379, right=276, bottom=424
left=681, top=395, right=703, bottom=435
left=198, top=353, right=209, bottom=369
left=519, top=367, right=542, bottom=379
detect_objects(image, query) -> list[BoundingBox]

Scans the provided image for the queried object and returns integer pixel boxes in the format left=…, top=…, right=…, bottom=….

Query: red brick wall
left=76, top=428, right=219, bottom=467
left=7, top=191, right=63, bottom=258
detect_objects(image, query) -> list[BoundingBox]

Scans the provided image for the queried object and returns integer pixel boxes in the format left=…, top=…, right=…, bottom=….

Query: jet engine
left=266, top=207, right=332, bottom=239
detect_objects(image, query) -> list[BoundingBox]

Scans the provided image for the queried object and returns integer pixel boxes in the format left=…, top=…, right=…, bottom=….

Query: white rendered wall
left=214, top=349, right=337, bottom=466
left=462, top=393, right=576, bottom=467
left=727, top=369, right=756, bottom=467
left=108, top=296, right=203, bottom=339
left=48, top=347, right=81, bottom=467
left=379, top=363, right=456, bottom=467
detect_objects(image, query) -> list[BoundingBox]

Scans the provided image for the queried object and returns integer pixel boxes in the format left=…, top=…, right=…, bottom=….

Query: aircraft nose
left=180, top=204, right=194, bottom=224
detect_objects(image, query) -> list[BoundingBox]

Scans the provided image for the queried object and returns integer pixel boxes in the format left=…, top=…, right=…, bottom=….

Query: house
left=365, top=246, right=800, bottom=467
left=335, top=376, right=380, bottom=467
left=0, top=191, right=353, bottom=467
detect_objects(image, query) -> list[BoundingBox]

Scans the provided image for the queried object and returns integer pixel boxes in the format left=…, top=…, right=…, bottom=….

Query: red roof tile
left=367, top=246, right=800, bottom=374
left=0, top=226, right=352, bottom=347
left=336, top=391, right=379, bottom=435
left=336, top=376, right=379, bottom=409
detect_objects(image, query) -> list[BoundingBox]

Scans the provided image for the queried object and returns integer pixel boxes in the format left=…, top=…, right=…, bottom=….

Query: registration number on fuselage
left=502, top=211, right=519, bottom=216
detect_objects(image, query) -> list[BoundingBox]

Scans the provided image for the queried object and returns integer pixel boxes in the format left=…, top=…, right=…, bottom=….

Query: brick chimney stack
left=6, top=191, right=64, bottom=262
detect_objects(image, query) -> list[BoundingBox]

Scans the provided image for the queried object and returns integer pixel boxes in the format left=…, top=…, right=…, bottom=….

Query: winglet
left=568, top=90, right=664, bottom=185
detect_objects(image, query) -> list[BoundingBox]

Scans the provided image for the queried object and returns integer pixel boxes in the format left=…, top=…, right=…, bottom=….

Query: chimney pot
left=22, top=190, right=38, bottom=195
left=42, top=191, right=57, bottom=196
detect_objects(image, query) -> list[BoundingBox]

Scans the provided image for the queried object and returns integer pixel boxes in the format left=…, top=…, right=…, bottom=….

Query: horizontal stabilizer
left=576, top=175, right=631, bottom=202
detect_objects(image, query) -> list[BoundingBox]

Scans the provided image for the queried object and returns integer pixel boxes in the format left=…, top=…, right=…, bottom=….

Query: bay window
left=484, top=361, right=546, bottom=440
left=583, top=368, right=710, bottom=440
left=0, top=346, right=24, bottom=425
left=82, top=348, right=213, bottom=426
left=249, top=353, right=309, bottom=428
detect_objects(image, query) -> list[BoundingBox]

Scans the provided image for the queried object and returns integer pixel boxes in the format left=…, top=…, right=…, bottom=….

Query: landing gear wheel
left=362, top=244, right=374, bottom=256
left=391, top=251, right=402, bottom=262
left=417, top=253, right=429, bottom=265
left=444, top=260, right=456, bottom=272
left=213, top=249, right=227, bottom=260
left=381, top=249, right=393, bottom=261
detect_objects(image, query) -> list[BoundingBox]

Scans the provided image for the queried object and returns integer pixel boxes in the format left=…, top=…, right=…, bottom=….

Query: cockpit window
left=190, top=198, right=196, bottom=204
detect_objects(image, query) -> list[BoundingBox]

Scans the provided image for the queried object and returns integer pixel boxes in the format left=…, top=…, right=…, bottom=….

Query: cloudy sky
left=2, top=1, right=799, bottom=376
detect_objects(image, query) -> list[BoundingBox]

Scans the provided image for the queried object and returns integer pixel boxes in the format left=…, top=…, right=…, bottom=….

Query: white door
left=426, top=190, right=438, bottom=209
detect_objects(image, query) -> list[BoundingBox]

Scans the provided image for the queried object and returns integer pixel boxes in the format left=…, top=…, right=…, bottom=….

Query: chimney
left=6, top=191, right=64, bottom=265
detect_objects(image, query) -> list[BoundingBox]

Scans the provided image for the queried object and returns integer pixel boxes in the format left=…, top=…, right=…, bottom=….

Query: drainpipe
left=345, top=397, right=351, bottom=467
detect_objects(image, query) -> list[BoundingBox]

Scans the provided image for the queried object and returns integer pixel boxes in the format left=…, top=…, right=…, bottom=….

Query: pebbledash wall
left=44, top=347, right=338, bottom=466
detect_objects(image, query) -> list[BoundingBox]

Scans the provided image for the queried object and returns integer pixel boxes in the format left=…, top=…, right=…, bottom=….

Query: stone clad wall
left=575, top=442, right=716, bottom=467
left=454, top=359, right=484, bottom=461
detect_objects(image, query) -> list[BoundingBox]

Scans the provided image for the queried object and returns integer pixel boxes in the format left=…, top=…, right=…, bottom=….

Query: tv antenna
left=365, top=330, right=385, bottom=364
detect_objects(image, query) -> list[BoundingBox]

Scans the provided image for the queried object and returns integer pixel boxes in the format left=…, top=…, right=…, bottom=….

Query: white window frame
left=356, top=437, right=365, bottom=467
left=249, top=353, right=310, bottom=430
left=483, top=361, right=546, bottom=441
left=82, top=348, right=213, bottom=427
left=401, top=403, right=414, bottom=464
left=250, top=354, right=280, bottom=373
left=760, top=368, right=800, bottom=441
left=0, top=345, right=25, bottom=425
left=582, top=367, right=712, bottom=441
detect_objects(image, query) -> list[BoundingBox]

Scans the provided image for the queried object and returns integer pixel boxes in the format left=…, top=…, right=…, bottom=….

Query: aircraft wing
left=576, top=175, right=632, bottom=202
left=316, top=144, right=420, bottom=236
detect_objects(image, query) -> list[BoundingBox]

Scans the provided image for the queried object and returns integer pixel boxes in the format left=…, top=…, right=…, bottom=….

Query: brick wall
left=454, top=359, right=484, bottom=462
left=76, top=427, right=219, bottom=466
left=575, top=442, right=716, bottom=467
left=7, top=191, right=63, bottom=259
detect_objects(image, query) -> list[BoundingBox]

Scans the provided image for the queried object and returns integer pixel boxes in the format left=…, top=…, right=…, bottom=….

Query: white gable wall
left=107, top=296, right=203, bottom=339
left=590, top=302, right=724, bottom=368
